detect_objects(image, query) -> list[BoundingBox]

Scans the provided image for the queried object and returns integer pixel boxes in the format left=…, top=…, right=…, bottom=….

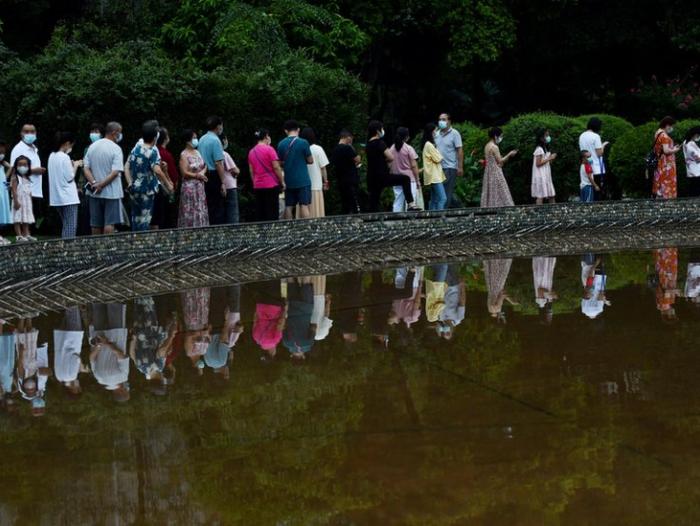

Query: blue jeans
left=429, top=182, right=447, bottom=210
left=580, top=185, right=594, bottom=203
left=225, top=188, right=239, bottom=224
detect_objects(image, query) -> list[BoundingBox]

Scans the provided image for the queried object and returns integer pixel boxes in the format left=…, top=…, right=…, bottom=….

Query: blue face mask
left=379, top=130, right=385, bottom=139
left=89, top=133, right=101, bottom=143
left=587, top=158, right=594, bottom=165
left=23, top=133, right=36, bottom=145
left=545, top=136, right=552, bottom=144
left=116, top=133, right=123, bottom=143
left=438, top=120, right=448, bottom=130
left=191, top=138, right=199, bottom=148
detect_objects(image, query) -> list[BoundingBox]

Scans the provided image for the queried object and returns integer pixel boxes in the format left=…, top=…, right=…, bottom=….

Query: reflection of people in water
left=311, top=276, right=333, bottom=342
left=0, top=320, right=16, bottom=409
left=438, top=265, right=465, bottom=338
left=283, top=278, right=315, bottom=360
left=392, top=267, right=423, bottom=329
left=130, top=297, right=178, bottom=392
left=367, top=269, right=415, bottom=348
left=204, top=286, right=243, bottom=379
left=15, top=318, right=51, bottom=416
left=580, top=254, right=611, bottom=319
left=181, top=288, right=211, bottom=372
left=88, top=303, right=130, bottom=402
left=685, top=248, right=700, bottom=307
left=532, top=256, right=558, bottom=324
left=655, top=247, right=680, bottom=321
left=53, top=307, right=88, bottom=398
left=253, top=280, right=286, bottom=359
left=484, top=258, right=516, bottom=322
left=334, top=271, right=364, bottom=346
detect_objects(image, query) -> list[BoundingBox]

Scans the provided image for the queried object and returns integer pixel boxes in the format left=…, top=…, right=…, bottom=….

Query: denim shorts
left=284, top=185, right=312, bottom=207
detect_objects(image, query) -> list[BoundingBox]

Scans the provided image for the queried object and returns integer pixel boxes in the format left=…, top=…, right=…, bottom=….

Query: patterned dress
left=13, top=176, right=35, bottom=224
left=653, top=131, right=677, bottom=199
left=531, top=146, right=556, bottom=199
left=655, top=248, right=678, bottom=313
left=484, top=258, right=513, bottom=316
left=481, top=146, right=514, bottom=208
left=127, top=143, right=161, bottom=231
left=178, top=150, right=209, bottom=228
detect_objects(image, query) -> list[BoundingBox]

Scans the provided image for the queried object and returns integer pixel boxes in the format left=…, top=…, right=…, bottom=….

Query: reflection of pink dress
left=532, top=257, right=557, bottom=306
left=182, top=288, right=210, bottom=331
left=13, top=177, right=35, bottom=224
left=481, top=148, right=514, bottom=208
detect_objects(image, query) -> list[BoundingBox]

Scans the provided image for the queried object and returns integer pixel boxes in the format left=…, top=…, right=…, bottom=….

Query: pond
left=1, top=248, right=700, bottom=524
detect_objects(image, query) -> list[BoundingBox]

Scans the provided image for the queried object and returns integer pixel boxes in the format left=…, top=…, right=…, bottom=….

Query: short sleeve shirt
left=331, top=143, right=359, bottom=184
left=222, top=151, right=238, bottom=189
left=198, top=131, right=225, bottom=170
left=579, top=130, right=604, bottom=175
left=248, top=144, right=280, bottom=189
left=366, top=139, right=390, bottom=182
left=435, top=128, right=463, bottom=170
left=277, top=136, right=312, bottom=189
left=308, top=144, right=330, bottom=190
left=128, top=143, right=161, bottom=195
left=84, top=138, right=124, bottom=199
left=389, top=144, right=418, bottom=181
left=10, top=140, right=43, bottom=198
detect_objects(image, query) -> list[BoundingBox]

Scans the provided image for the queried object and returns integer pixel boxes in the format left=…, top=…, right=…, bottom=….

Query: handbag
left=645, top=133, right=663, bottom=179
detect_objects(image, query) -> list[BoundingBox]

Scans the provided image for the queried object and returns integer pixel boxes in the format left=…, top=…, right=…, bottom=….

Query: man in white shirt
left=53, top=307, right=86, bottom=397
left=578, top=117, right=609, bottom=200
left=10, top=123, right=46, bottom=201
left=83, top=121, right=125, bottom=235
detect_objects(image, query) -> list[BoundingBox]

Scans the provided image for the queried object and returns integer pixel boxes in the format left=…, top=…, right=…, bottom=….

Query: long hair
left=422, top=123, right=437, bottom=148
left=367, top=120, right=383, bottom=141
left=13, top=155, right=32, bottom=180
left=535, top=128, right=549, bottom=153
left=393, top=127, right=409, bottom=153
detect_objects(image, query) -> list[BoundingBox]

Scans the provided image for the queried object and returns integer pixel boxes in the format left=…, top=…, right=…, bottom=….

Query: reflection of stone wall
left=1, top=199, right=700, bottom=319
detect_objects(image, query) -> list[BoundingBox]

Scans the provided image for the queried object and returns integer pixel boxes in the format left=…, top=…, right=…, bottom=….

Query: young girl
left=579, top=150, right=600, bottom=202
left=11, top=156, right=36, bottom=242
left=0, top=141, right=11, bottom=245
left=531, top=128, right=557, bottom=204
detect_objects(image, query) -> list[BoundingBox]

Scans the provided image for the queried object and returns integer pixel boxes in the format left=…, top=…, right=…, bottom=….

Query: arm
left=410, top=157, right=420, bottom=184
left=306, top=155, right=314, bottom=165
left=179, top=155, right=206, bottom=181
left=10, top=172, right=19, bottom=210
left=215, top=159, right=226, bottom=194
left=94, top=170, right=122, bottom=193
left=456, top=147, right=464, bottom=176
left=535, top=151, right=557, bottom=167
left=123, top=159, right=132, bottom=188
left=384, top=148, right=394, bottom=163
left=153, top=164, right=174, bottom=193
left=272, top=160, right=285, bottom=186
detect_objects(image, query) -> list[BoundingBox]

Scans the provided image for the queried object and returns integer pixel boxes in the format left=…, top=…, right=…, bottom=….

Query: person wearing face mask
left=10, top=123, right=46, bottom=204
left=331, top=129, right=362, bottom=214
left=154, top=127, right=179, bottom=229
left=0, top=140, right=12, bottom=246
left=653, top=116, right=681, bottom=199
left=11, top=156, right=36, bottom=241
left=220, top=134, right=240, bottom=223
left=578, top=117, right=609, bottom=201
left=580, top=150, right=600, bottom=202
left=83, top=121, right=126, bottom=235
left=682, top=126, right=700, bottom=197
left=48, top=131, right=82, bottom=238
left=76, top=123, right=105, bottom=236
left=178, top=129, right=209, bottom=228
left=481, top=127, right=517, bottom=208
left=198, top=115, right=228, bottom=225
left=434, top=113, right=464, bottom=208
left=366, top=120, right=420, bottom=212
left=248, top=128, right=284, bottom=221
left=531, top=128, right=557, bottom=205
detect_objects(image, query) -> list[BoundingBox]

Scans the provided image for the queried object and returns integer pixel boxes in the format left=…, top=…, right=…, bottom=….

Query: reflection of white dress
left=685, top=263, right=700, bottom=299
left=532, top=257, right=557, bottom=308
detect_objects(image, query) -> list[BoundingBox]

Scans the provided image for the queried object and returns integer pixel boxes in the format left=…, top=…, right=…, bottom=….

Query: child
left=11, top=155, right=36, bottom=242
left=579, top=150, right=600, bottom=203
left=0, top=141, right=11, bottom=245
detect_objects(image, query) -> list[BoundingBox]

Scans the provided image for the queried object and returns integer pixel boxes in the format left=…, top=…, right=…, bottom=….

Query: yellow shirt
left=426, top=279, right=448, bottom=322
left=422, top=142, right=446, bottom=186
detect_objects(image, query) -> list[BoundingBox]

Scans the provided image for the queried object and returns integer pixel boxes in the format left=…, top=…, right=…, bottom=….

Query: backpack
left=645, top=133, right=663, bottom=179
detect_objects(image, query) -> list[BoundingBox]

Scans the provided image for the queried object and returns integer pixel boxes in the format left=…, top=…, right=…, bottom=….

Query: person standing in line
left=532, top=256, right=558, bottom=323
left=10, top=156, right=36, bottom=242
left=248, top=128, right=284, bottom=221
left=310, top=275, right=333, bottom=342
left=654, top=247, right=679, bottom=321
left=283, top=277, right=316, bottom=360
left=15, top=317, right=51, bottom=416
left=0, top=140, right=13, bottom=245
left=682, top=126, right=700, bottom=197
left=481, top=127, right=517, bottom=208
left=652, top=116, right=681, bottom=199
left=434, top=113, right=464, bottom=208
left=198, top=116, right=227, bottom=225
left=300, top=127, right=330, bottom=218
left=421, top=123, right=447, bottom=211
left=125, top=127, right=173, bottom=231
left=88, top=303, right=130, bottom=402
left=253, top=280, right=287, bottom=359
left=438, top=265, right=466, bottom=338
left=389, top=127, right=421, bottom=212
left=154, top=127, right=179, bottom=229
left=76, top=123, right=105, bottom=236
left=366, top=120, right=419, bottom=212
left=83, top=122, right=125, bottom=235
left=579, top=150, right=599, bottom=202
left=277, top=120, right=314, bottom=219
left=220, top=134, right=240, bottom=224
left=10, top=123, right=46, bottom=219
left=48, top=132, right=82, bottom=239
left=484, top=258, right=516, bottom=322
left=177, top=129, right=209, bottom=228
left=578, top=117, right=609, bottom=200
left=53, top=307, right=87, bottom=398
left=331, top=130, right=362, bottom=214
left=531, top=128, right=557, bottom=204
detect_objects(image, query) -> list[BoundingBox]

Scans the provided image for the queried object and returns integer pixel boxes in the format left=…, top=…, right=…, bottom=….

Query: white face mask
left=17, top=166, right=29, bottom=175
left=66, top=147, right=73, bottom=155
left=0, top=154, right=4, bottom=162
left=496, top=136, right=503, bottom=144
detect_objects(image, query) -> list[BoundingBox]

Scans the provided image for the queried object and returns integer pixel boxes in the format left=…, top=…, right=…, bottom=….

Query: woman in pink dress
left=178, top=129, right=209, bottom=228
left=531, top=128, right=557, bottom=204
left=481, top=127, right=518, bottom=208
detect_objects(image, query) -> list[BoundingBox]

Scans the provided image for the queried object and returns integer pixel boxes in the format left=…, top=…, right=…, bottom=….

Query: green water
left=1, top=249, right=700, bottom=525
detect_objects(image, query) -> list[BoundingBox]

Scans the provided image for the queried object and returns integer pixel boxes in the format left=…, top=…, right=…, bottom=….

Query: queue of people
left=2, top=113, right=700, bottom=245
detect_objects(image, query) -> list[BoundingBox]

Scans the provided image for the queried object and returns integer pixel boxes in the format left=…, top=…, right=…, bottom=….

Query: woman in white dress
left=531, top=128, right=557, bottom=204
left=299, top=127, right=330, bottom=218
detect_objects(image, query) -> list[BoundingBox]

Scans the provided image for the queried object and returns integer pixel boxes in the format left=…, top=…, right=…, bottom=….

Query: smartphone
left=83, top=182, right=93, bottom=194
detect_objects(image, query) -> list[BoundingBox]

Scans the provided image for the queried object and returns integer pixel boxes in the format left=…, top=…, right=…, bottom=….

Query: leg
left=88, top=197, right=105, bottom=236
left=392, top=186, right=405, bottom=212
left=435, top=182, right=447, bottom=210
left=64, top=205, right=78, bottom=239
left=266, top=188, right=280, bottom=221
left=443, top=169, right=457, bottom=208
left=385, top=174, right=414, bottom=206
left=535, top=197, right=543, bottom=205
left=297, top=186, right=311, bottom=219
left=22, top=224, right=30, bottom=237
left=14, top=222, right=22, bottom=238
left=548, top=197, right=556, bottom=204
left=298, top=205, right=310, bottom=219
left=368, top=185, right=381, bottom=212
left=225, top=189, right=239, bottom=224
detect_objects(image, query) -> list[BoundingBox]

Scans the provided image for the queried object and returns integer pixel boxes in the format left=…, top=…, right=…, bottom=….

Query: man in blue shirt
left=277, top=119, right=313, bottom=219
left=435, top=112, right=464, bottom=208
left=198, top=115, right=227, bottom=225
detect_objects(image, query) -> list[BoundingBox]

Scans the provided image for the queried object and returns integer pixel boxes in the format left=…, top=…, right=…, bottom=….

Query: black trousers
left=255, top=187, right=280, bottom=221
left=339, top=180, right=361, bottom=214
left=368, top=173, right=413, bottom=212
left=205, top=169, right=225, bottom=225
left=689, top=177, right=700, bottom=197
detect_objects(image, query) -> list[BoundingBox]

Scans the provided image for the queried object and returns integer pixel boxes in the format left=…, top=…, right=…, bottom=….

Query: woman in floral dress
left=178, top=129, right=209, bottom=228
left=481, top=127, right=518, bottom=208
left=653, top=116, right=681, bottom=199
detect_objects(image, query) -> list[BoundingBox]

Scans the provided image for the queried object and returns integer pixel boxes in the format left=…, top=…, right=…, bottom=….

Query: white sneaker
left=26, top=235, right=37, bottom=242
left=16, top=236, right=28, bottom=243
